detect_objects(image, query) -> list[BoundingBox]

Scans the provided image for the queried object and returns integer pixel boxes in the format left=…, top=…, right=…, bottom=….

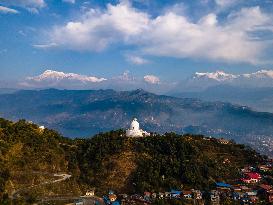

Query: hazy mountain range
left=171, top=85, right=273, bottom=113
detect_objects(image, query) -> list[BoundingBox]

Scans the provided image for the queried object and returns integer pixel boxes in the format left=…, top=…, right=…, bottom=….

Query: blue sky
left=0, top=0, right=273, bottom=90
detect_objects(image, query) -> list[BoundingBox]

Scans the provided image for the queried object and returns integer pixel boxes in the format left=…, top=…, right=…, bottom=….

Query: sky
left=0, top=0, right=273, bottom=91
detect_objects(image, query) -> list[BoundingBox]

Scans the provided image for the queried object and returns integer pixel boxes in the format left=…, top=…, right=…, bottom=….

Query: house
left=258, top=185, right=273, bottom=203
left=249, top=196, right=258, bottom=203
left=109, top=190, right=115, bottom=195
left=246, top=191, right=257, bottom=196
left=144, top=192, right=151, bottom=201
left=74, top=199, right=84, bottom=205
left=240, top=194, right=250, bottom=205
left=268, top=190, right=273, bottom=203
left=103, top=196, right=111, bottom=205
left=210, top=190, right=220, bottom=204
left=192, top=190, right=202, bottom=200
left=171, top=190, right=182, bottom=198
left=240, top=186, right=251, bottom=192
left=85, top=189, right=95, bottom=197
left=241, top=172, right=261, bottom=184
left=158, top=192, right=164, bottom=199
left=164, top=192, right=171, bottom=198
left=259, top=184, right=273, bottom=192
left=103, top=191, right=120, bottom=205
left=222, top=158, right=230, bottom=164
left=259, top=165, right=271, bottom=172
left=109, top=194, right=117, bottom=202
left=151, top=193, right=157, bottom=199
left=218, top=138, right=230, bottom=144
left=232, top=192, right=240, bottom=200
left=232, top=185, right=242, bottom=192
left=182, top=190, right=192, bottom=199
left=216, top=182, right=232, bottom=190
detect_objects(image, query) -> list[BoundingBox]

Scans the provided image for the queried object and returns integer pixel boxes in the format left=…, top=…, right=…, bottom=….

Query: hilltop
left=0, top=118, right=267, bottom=204
left=0, top=89, right=273, bottom=156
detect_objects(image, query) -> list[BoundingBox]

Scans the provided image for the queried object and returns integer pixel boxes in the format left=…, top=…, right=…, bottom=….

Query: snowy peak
left=27, top=70, right=107, bottom=83
left=192, top=69, right=273, bottom=82
left=193, top=70, right=237, bottom=81
left=242, top=69, right=273, bottom=79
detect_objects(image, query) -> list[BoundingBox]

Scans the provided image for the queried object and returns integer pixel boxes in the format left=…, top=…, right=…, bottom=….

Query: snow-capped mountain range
left=20, top=70, right=165, bottom=93
left=184, top=69, right=273, bottom=91
left=193, top=71, right=237, bottom=82
left=27, top=70, right=107, bottom=83
left=17, top=69, right=273, bottom=92
left=193, top=70, right=273, bottom=82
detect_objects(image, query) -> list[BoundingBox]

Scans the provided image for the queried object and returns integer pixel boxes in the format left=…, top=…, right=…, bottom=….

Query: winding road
left=11, top=173, right=72, bottom=200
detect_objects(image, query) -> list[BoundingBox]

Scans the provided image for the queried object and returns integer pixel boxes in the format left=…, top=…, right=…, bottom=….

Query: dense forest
left=0, top=118, right=266, bottom=204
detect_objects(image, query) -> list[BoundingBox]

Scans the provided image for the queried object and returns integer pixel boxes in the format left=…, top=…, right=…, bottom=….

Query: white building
left=126, top=118, right=150, bottom=137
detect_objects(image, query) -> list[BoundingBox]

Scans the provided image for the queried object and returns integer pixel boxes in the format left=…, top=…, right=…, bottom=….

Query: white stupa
left=126, top=118, right=150, bottom=137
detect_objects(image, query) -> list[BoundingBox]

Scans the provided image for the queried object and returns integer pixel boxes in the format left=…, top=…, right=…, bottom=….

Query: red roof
left=246, top=172, right=261, bottom=179
left=259, top=184, right=273, bottom=191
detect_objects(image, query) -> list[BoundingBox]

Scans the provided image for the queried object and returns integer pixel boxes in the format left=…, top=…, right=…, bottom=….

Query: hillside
left=0, top=89, right=272, bottom=156
left=0, top=118, right=82, bottom=204
left=76, top=132, right=265, bottom=195
left=0, top=118, right=267, bottom=204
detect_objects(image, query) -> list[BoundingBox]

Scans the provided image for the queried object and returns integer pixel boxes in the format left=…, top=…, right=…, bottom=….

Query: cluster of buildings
left=102, top=189, right=203, bottom=205
left=100, top=159, right=273, bottom=205
left=209, top=161, right=273, bottom=204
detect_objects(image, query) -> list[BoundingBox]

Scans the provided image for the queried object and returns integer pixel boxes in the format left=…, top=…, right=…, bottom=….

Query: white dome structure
left=130, top=118, right=140, bottom=131
left=126, top=118, right=150, bottom=137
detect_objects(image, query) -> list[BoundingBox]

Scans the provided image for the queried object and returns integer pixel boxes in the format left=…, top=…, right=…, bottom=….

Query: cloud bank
left=0, top=5, right=19, bottom=14
left=38, top=2, right=273, bottom=64
left=0, top=0, right=46, bottom=13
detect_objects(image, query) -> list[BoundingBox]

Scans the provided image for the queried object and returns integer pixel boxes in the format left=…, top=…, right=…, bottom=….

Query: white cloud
left=126, top=55, right=149, bottom=65
left=40, top=2, right=273, bottom=64
left=0, top=5, right=19, bottom=14
left=33, top=43, right=58, bottom=49
left=215, top=0, right=240, bottom=9
left=63, top=0, right=75, bottom=4
left=0, top=0, right=45, bottom=12
left=144, top=75, right=160, bottom=84
left=49, top=2, right=149, bottom=51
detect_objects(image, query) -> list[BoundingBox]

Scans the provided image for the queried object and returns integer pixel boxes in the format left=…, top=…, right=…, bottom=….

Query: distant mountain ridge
left=171, top=85, right=273, bottom=113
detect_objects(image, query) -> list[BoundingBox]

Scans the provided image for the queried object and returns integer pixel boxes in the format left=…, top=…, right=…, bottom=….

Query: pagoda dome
left=130, top=118, right=139, bottom=131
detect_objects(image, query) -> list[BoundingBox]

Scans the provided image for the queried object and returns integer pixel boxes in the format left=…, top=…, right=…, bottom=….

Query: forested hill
left=0, top=118, right=266, bottom=204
